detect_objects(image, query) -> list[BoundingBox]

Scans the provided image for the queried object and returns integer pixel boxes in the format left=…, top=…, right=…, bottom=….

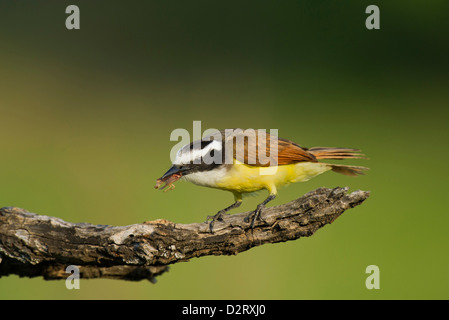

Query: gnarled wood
left=0, top=187, right=369, bottom=282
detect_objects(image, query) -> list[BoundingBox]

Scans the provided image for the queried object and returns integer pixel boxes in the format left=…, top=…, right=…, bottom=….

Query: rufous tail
left=308, top=147, right=369, bottom=176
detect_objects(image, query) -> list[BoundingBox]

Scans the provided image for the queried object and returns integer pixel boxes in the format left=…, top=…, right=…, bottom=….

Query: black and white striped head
left=160, top=137, right=225, bottom=180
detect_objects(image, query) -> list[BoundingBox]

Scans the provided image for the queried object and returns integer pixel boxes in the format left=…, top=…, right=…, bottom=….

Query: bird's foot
left=205, top=210, right=229, bottom=233
left=244, top=204, right=266, bottom=229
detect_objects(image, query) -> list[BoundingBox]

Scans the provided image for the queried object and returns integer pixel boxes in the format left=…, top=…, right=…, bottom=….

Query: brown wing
left=276, top=137, right=317, bottom=165
left=222, top=129, right=316, bottom=167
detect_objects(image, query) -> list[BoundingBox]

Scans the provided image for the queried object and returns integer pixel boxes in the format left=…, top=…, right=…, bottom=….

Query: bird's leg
left=206, top=193, right=243, bottom=233
left=206, top=200, right=242, bottom=223
left=206, top=200, right=242, bottom=233
left=244, top=194, right=276, bottom=229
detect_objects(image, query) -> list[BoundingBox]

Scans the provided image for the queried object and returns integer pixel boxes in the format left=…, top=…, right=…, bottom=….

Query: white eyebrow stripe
left=173, top=140, right=222, bottom=165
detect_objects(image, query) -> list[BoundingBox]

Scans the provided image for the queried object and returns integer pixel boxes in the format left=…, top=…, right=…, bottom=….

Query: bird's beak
left=161, top=165, right=186, bottom=180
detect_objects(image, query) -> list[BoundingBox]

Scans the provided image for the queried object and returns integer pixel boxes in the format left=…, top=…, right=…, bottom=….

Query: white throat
left=182, top=166, right=227, bottom=188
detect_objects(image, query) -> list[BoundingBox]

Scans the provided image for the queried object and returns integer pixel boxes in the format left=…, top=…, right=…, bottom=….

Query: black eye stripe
left=201, top=140, right=213, bottom=149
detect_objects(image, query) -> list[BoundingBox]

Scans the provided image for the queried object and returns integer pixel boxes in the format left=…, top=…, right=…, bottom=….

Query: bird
left=155, top=129, right=368, bottom=232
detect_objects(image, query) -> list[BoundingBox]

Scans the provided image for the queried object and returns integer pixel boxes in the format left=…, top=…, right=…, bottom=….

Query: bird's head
left=155, top=137, right=224, bottom=191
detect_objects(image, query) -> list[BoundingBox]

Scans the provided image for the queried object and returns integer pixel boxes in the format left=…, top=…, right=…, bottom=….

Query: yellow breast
left=215, top=160, right=331, bottom=194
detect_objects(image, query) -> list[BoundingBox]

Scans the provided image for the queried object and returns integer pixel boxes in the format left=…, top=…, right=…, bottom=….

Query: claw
left=244, top=204, right=266, bottom=229
left=205, top=210, right=229, bottom=233
left=245, top=194, right=276, bottom=229
left=205, top=200, right=242, bottom=233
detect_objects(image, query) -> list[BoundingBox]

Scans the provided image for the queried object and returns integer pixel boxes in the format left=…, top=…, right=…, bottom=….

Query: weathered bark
left=0, top=187, right=369, bottom=282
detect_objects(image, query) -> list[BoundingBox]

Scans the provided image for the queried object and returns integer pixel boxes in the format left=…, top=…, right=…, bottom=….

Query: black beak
left=161, top=165, right=187, bottom=179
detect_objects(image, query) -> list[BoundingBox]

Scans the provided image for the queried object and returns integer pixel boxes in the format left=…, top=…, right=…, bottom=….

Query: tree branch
left=0, top=187, right=369, bottom=282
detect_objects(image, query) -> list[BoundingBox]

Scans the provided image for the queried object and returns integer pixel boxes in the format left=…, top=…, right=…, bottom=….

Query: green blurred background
left=1, top=0, right=448, bottom=299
